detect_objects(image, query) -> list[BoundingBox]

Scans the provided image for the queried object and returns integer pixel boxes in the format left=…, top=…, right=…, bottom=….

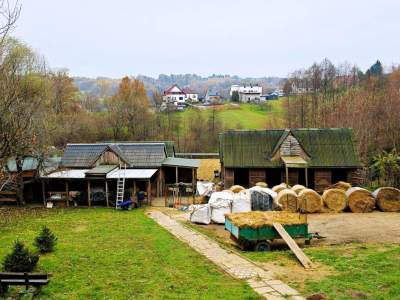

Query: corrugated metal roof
left=85, top=165, right=117, bottom=175
left=106, top=169, right=157, bottom=179
left=220, top=128, right=361, bottom=168
left=162, top=157, right=200, bottom=168
left=7, top=157, right=60, bottom=172
left=61, top=143, right=170, bottom=168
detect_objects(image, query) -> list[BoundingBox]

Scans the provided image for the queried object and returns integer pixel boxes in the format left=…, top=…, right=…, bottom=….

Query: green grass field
left=178, top=101, right=285, bottom=130
left=0, top=208, right=259, bottom=299
left=187, top=223, right=400, bottom=300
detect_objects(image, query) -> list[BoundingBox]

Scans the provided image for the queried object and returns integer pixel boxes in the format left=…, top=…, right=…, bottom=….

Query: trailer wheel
left=305, top=239, right=311, bottom=245
left=255, top=241, right=271, bottom=252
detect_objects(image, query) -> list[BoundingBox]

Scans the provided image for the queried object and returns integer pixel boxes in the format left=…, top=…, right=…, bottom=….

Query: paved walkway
left=148, top=210, right=304, bottom=300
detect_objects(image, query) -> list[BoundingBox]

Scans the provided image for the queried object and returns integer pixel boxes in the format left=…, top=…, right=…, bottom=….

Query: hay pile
left=346, top=187, right=375, bottom=213
left=372, top=187, right=400, bottom=212
left=291, top=184, right=306, bottom=195
left=230, top=185, right=245, bottom=193
left=197, top=159, right=221, bottom=181
left=226, top=211, right=306, bottom=229
left=298, top=189, right=323, bottom=213
left=276, top=189, right=298, bottom=212
left=322, top=188, right=347, bottom=212
left=256, top=182, right=268, bottom=188
left=272, top=183, right=288, bottom=193
left=331, top=181, right=352, bottom=191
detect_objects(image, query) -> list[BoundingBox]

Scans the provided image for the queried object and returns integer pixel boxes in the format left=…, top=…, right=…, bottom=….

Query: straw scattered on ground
left=226, top=211, right=306, bottom=228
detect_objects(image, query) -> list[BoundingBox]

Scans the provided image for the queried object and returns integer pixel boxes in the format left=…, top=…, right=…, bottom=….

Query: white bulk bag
left=232, top=190, right=251, bottom=213
left=190, top=204, right=211, bottom=225
left=196, top=181, right=215, bottom=197
left=209, top=191, right=233, bottom=224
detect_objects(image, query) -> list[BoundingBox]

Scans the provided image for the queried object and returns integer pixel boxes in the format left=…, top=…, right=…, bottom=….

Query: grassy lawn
left=0, top=208, right=260, bottom=299
left=186, top=222, right=400, bottom=300
left=177, top=101, right=285, bottom=130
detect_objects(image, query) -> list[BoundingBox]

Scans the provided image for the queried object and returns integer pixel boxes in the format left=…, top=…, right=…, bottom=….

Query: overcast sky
left=13, top=0, right=400, bottom=78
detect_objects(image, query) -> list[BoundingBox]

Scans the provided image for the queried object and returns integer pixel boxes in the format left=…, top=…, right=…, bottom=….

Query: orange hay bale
left=272, top=183, right=288, bottom=193
left=322, top=188, right=347, bottom=212
left=346, top=187, right=375, bottom=213
left=298, top=189, right=323, bottom=213
left=291, top=184, right=306, bottom=195
left=276, top=189, right=298, bottom=212
left=372, top=187, right=400, bottom=212
left=230, top=185, right=245, bottom=193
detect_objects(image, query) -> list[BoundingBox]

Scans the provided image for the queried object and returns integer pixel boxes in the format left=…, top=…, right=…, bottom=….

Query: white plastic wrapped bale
left=232, top=190, right=251, bottom=213
left=248, top=186, right=278, bottom=211
left=190, top=204, right=211, bottom=225
left=208, top=191, right=233, bottom=224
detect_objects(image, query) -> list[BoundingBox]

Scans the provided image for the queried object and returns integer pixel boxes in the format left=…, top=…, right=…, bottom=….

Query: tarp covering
left=106, top=169, right=157, bottom=179
left=42, top=169, right=89, bottom=179
left=249, top=186, right=276, bottom=211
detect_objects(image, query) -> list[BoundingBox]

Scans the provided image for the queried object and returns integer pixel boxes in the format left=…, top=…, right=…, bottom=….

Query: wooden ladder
left=116, top=164, right=126, bottom=208
left=272, top=222, right=314, bottom=269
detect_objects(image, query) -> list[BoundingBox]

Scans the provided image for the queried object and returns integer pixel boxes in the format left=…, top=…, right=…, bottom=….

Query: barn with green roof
left=219, top=128, right=362, bottom=191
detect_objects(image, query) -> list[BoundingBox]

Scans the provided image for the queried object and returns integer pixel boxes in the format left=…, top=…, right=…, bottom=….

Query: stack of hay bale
left=190, top=181, right=400, bottom=225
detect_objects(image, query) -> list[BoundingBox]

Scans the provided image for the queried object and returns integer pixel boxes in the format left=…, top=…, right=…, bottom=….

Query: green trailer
left=225, top=217, right=318, bottom=251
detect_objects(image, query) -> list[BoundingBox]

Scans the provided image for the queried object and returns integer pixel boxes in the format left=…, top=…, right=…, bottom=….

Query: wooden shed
left=219, top=128, right=362, bottom=192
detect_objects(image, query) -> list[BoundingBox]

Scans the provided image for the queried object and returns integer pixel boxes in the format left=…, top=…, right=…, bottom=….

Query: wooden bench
left=0, top=272, right=51, bottom=296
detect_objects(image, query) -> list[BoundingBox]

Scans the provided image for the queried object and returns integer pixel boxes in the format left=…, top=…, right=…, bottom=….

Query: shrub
left=2, top=241, right=39, bottom=272
left=34, top=226, right=57, bottom=253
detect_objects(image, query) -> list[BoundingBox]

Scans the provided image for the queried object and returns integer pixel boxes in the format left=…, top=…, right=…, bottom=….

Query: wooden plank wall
left=224, top=168, right=234, bottom=188
left=249, top=169, right=266, bottom=187
left=314, top=169, right=332, bottom=192
left=348, top=168, right=364, bottom=186
left=280, top=169, right=299, bottom=186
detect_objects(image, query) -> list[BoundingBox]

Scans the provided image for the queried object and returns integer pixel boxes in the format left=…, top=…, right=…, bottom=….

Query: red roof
left=163, top=84, right=185, bottom=95
left=182, top=87, right=196, bottom=94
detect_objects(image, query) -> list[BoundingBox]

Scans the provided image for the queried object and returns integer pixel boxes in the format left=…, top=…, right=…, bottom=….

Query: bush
left=2, top=241, right=39, bottom=272
left=34, top=226, right=57, bottom=253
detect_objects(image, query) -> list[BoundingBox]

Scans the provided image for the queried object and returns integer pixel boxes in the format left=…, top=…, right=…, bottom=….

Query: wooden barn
left=219, top=128, right=362, bottom=192
left=41, top=142, right=199, bottom=206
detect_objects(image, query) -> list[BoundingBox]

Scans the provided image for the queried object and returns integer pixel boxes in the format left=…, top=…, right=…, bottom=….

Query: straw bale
left=298, top=189, right=323, bottom=213
left=256, top=182, right=268, bottom=188
left=322, top=188, right=347, bottom=212
left=372, top=187, right=400, bottom=212
left=230, top=185, right=245, bottom=193
left=291, top=184, right=306, bottom=195
left=225, top=211, right=306, bottom=229
left=272, top=183, right=288, bottom=193
left=346, top=187, right=375, bottom=213
left=331, top=181, right=352, bottom=191
left=276, top=189, right=298, bottom=212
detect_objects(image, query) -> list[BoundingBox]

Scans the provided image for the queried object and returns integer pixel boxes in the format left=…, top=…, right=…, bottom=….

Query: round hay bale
left=276, top=189, right=298, bottom=212
left=372, top=187, right=400, bottom=212
left=322, top=188, right=347, bottom=212
left=272, top=183, right=287, bottom=193
left=331, top=181, right=352, bottom=191
left=291, top=184, right=306, bottom=195
left=256, top=182, right=268, bottom=188
left=230, top=185, right=245, bottom=193
left=215, top=185, right=223, bottom=192
left=346, top=187, right=375, bottom=213
left=298, top=189, right=323, bottom=213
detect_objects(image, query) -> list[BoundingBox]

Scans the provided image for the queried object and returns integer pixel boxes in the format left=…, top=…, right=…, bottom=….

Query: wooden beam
left=42, top=181, right=46, bottom=207
left=65, top=181, right=69, bottom=207
left=175, top=167, right=178, bottom=184
left=87, top=181, right=91, bottom=207
left=305, top=167, right=308, bottom=187
left=147, top=180, right=151, bottom=206
left=272, top=222, right=314, bottom=269
left=105, top=180, right=109, bottom=207
left=285, top=166, right=289, bottom=186
left=192, top=168, right=195, bottom=204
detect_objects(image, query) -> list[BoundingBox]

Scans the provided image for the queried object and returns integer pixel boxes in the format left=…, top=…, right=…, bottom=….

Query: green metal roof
left=162, top=157, right=200, bottom=168
left=219, top=128, right=361, bottom=168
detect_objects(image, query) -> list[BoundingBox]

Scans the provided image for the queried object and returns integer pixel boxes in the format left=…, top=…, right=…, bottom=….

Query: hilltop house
left=163, top=85, right=198, bottom=105
left=41, top=142, right=199, bottom=206
left=230, top=84, right=262, bottom=103
left=219, top=128, right=362, bottom=192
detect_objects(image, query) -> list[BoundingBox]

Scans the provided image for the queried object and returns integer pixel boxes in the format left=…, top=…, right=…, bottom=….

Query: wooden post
left=42, top=181, right=46, bottom=207
left=133, top=180, right=137, bottom=198
left=105, top=180, right=109, bottom=207
left=285, top=166, right=289, bottom=186
left=305, top=167, right=308, bottom=187
left=192, top=168, right=195, bottom=204
left=147, top=180, right=151, bottom=205
left=87, top=181, right=91, bottom=207
left=156, top=171, right=160, bottom=198
left=175, top=167, right=178, bottom=184
left=65, top=181, right=69, bottom=207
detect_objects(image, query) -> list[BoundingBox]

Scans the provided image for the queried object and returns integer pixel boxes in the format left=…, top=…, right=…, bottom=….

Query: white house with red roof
left=163, top=84, right=198, bottom=105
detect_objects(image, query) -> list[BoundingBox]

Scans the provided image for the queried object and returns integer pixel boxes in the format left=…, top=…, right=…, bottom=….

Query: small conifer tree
left=3, top=241, right=39, bottom=272
left=34, top=226, right=58, bottom=253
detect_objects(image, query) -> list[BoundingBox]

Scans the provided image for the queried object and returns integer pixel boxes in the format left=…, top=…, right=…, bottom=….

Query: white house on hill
left=163, top=85, right=198, bottom=105
left=230, top=84, right=262, bottom=103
